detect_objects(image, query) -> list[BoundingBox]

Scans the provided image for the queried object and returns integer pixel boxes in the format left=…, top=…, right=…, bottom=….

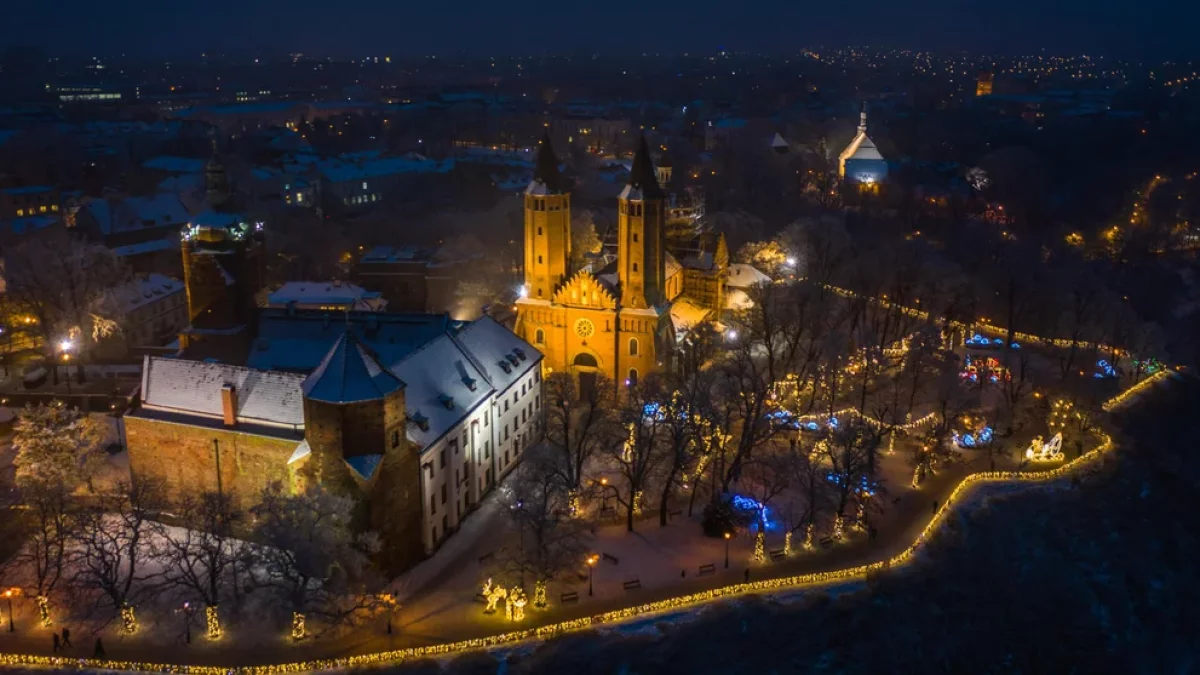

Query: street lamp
left=724, top=532, right=732, bottom=569
left=178, top=601, right=194, bottom=644
left=380, top=593, right=397, bottom=635
left=5, top=588, right=18, bottom=632
left=586, top=555, right=599, bottom=596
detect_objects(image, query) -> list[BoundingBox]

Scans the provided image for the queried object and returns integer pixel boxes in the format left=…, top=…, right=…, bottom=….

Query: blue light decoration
left=953, top=426, right=993, bottom=448
left=1011, top=342, right=1021, bottom=350
left=731, top=494, right=782, bottom=531
left=804, top=421, right=820, bottom=432
left=1094, top=359, right=1117, bottom=379
left=965, top=333, right=997, bottom=349
left=828, top=417, right=840, bottom=429
left=824, top=473, right=878, bottom=496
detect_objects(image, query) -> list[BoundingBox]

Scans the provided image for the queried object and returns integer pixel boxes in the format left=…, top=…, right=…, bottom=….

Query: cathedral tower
left=523, top=132, right=572, bottom=301
left=617, top=135, right=667, bottom=309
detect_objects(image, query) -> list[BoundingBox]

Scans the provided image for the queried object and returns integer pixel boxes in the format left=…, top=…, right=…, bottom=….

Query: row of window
left=14, top=204, right=59, bottom=217
left=343, top=193, right=380, bottom=206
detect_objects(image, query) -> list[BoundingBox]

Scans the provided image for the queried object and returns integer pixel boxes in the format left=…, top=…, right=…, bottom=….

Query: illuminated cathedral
left=514, top=133, right=728, bottom=395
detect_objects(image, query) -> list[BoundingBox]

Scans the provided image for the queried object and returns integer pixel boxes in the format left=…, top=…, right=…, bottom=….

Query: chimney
left=221, top=383, right=238, bottom=427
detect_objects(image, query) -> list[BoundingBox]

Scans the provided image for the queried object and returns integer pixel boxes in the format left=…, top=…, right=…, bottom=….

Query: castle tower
left=618, top=135, right=667, bottom=309
left=523, top=131, right=572, bottom=301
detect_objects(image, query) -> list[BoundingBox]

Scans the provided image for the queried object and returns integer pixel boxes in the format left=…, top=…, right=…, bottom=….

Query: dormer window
left=498, top=360, right=512, bottom=374
left=506, top=353, right=520, bottom=366
left=463, top=376, right=477, bottom=391
left=439, top=394, right=455, bottom=410
left=412, top=411, right=430, bottom=432
left=513, top=348, right=527, bottom=361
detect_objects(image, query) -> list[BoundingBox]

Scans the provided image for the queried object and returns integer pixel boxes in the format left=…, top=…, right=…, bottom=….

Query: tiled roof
left=141, top=356, right=306, bottom=427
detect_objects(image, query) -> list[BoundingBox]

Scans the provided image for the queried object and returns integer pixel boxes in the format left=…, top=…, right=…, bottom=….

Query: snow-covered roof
left=111, top=239, right=176, bottom=258
left=390, top=333, right=491, bottom=451
left=267, top=281, right=380, bottom=308
left=725, top=288, right=754, bottom=311
left=452, top=315, right=541, bottom=395
left=85, top=193, right=190, bottom=235
left=346, top=454, right=383, bottom=481
left=618, top=185, right=644, bottom=201
left=669, top=298, right=712, bottom=337
left=301, top=331, right=405, bottom=404
left=771, top=133, right=790, bottom=149
left=108, top=274, right=184, bottom=312
left=247, top=311, right=449, bottom=372
left=665, top=251, right=682, bottom=278
left=726, top=263, right=771, bottom=289
left=846, top=135, right=883, bottom=161
left=141, top=356, right=306, bottom=427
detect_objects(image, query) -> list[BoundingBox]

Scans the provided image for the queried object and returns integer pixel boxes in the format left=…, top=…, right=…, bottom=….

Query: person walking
left=93, top=638, right=106, bottom=660
left=52, top=633, right=60, bottom=653
left=61, top=628, right=72, bottom=648
left=932, top=499, right=938, bottom=514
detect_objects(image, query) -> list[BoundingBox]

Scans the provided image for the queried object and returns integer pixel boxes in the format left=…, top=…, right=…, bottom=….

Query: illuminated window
left=40, top=205, right=47, bottom=213
left=15, top=209, right=23, bottom=217
left=51, top=204, right=58, bottom=212
left=362, top=181, right=368, bottom=190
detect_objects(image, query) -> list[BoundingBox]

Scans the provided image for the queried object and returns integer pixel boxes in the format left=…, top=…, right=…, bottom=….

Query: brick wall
left=125, top=416, right=299, bottom=511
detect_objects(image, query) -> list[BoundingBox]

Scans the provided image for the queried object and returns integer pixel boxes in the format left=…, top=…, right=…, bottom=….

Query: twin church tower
left=516, top=132, right=727, bottom=395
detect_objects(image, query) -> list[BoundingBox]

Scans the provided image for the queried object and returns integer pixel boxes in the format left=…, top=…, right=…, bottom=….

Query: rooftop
left=301, top=330, right=405, bottom=404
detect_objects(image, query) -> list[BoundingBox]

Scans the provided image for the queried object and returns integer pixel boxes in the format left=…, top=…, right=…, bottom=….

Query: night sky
left=1, top=0, right=1192, bottom=58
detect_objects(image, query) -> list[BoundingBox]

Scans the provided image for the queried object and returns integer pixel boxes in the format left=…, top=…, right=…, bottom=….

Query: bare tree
left=161, top=490, right=248, bottom=631
left=496, top=445, right=588, bottom=588
left=543, top=372, right=616, bottom=496
left=651, top=374, right=711, bottom=526
left=11, top=477, right=76, bottom=621
left=250, top=483, right=381, bottom=636
left=71, top=479, right=167, bottom=629
left=600, top=379, right=667, bottom=533
left=820, top=420, right=879, bottom=536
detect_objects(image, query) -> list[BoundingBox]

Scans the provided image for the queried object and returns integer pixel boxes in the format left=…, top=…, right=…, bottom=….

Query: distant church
left=515, top=133, right=728, bottom=395
left=838, top=106, right=888, bottom=192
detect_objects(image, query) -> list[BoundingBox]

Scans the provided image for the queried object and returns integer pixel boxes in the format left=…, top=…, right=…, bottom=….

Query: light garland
left=804, top=523, right=814, bottom=549
left=36, top=596, right=50, bottom=626
left=784, top=531, right=792, bottom=556
left=206, top=605, right=222, bottom=640
left=120, top=604, right=137, bottom=634
left=1025, top=433, right=1064, bottom=463
left=291, top=613, right=306, bottom=641
left=0, top=335, right=1173, bottom=675
left=507, top=588, right=527, bottom=622
left=753, top=531, right=765, bottom=563
left=1102, top=370, right=1172, bottom=411
left=533, top=581, right=547, bottom=609
left=832, top=515, right=844, bottom=540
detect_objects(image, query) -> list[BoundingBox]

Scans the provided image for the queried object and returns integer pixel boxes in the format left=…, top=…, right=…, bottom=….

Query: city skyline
left=1, top=0, right=1194, bottom=60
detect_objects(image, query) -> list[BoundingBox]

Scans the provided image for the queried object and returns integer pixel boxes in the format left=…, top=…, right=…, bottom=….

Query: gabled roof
left=389, top=333, right=491, bottom=451
left=453, top=315, right=541, bottom=394
left=527, top=131, right=570, bottom=195
left=140, top=356, right=306, bottom=427
left=623, top=134, right=665, bottom=201
left=302, top=330, right=405, bottom=404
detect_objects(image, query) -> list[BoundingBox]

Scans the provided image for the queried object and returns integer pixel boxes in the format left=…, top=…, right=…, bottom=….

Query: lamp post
left=586, top=555, right=599, bottom=596
left=380, top=593, right=397, bottom=635
left=5, top=588, right=17, bottom=632
left=58, top=340, right=74, bottom=396
left=180, top=602, right=192, bottom=644
left=724, top=532, right=732, bottom=569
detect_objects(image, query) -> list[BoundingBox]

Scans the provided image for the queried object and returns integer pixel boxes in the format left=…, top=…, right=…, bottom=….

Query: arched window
left=633, top=263, right=638, bottom=272
left=535, top=329, right=545, bottom=344
left=537, top=226, right=543, bottom=235
left=627, top=368, right=639, bottom=387
left=628, top=337, right=639, bottom=356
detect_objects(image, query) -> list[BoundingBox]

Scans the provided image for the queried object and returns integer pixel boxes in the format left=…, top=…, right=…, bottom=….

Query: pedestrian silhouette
left=52, top=633, right=60, bottom=653
left=93, top=637, right=107, bottom=660
left=744, top=568, right=750, bottom=583
left=62, top=628, right=72, bottom=647
left=932, top=500, right=938, bottom=514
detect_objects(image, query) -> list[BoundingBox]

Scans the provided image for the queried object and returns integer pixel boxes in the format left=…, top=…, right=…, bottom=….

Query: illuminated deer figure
left=1025, top=432, right=1065, bottom=462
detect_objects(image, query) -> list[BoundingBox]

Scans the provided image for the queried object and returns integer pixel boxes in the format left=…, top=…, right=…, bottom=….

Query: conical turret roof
left=527, top=130, right=570, bottom=195
left=302, top=329, right=405, bottom=404
left=623, top=134, right=665, bottom=201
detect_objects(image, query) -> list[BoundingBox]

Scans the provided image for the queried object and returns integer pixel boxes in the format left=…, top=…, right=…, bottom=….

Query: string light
left=804, top=523, right=814, bottom=550
left=832, top=515, right=844, bottom=540
left=206, top=605, right=222, bottom=640
left=36, top=596, right=50, bottom=626
left=291, top=613, right=306, bottom=641
left=753, top=531, right=765, bottom=563
left=0, top=312, right=1174, bottom=675
left=507, top=588, right=527, bottom=622
left=121, top=604, right=137, bottom=634
left=533, top=581, right=547, bottom=609
left=783, top=531, right=792, bottom=556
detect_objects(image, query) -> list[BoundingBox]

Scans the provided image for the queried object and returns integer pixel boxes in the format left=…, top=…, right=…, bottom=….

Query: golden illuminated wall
left=617, top=196, right=666, bottom=309
left=523, top=193, right=571, bottom=301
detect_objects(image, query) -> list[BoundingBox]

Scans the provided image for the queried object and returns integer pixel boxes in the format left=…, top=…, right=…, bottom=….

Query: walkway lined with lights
left=0, top=366, right=1175, bottom=674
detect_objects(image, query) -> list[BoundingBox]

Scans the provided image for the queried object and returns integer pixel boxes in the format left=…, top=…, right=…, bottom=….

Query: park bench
left=697, top=563, right=716, bottom=577
left=622, top=579, right=642, bottom=591
left=560, top=591, right=579, bottom=604
left=769, top=548, right=787, bottom=561
left=602, top=552, right=620, bottom=565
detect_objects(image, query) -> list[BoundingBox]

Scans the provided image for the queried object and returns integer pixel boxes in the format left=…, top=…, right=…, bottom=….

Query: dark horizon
left=1, top=0, right=1195, bottom=61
